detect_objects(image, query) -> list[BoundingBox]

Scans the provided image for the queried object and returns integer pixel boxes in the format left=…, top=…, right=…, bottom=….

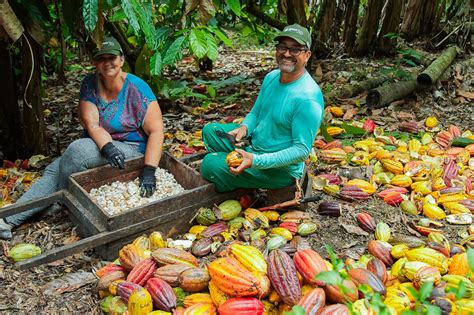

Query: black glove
left=100, top=142, right=125, bottom=169
left=140, top=165, right=157, bottom=197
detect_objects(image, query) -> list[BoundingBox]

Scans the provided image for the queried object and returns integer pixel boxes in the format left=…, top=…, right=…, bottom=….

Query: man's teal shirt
left=242, top=69, right=324, bottom=179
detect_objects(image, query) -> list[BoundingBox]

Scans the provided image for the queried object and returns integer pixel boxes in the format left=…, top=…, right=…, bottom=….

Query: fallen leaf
left=43, top=271, right=96, bottom=295
left=342, top=108, right=358, bottom=120
left=339, top=217, right=369, bottom=236
left=395, top=111, right=415, bottom=119
left=457, top=90, right=474, bottom=99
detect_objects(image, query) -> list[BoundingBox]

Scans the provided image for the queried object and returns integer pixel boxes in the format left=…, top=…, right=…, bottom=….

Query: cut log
left=366, top=80, right=417, bottom=108
left=329, top=75, right=391, bottom=100
left=416, top=46, right=458, bottom=87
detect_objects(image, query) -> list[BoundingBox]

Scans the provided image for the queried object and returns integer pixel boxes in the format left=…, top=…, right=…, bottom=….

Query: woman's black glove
left=100, top=142, right=125, bottom=169
left=140, top=165, right=156, bottom=197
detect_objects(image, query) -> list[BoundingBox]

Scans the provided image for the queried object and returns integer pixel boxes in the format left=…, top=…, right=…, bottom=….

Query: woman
left=0, top=37, right=164, bottom=240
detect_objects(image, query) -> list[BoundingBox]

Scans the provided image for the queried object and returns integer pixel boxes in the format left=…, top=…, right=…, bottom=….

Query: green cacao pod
left=8, top=243, right=42, bottom=262
left=214, top=200, right=242, bottom=221
left=195, top=207, right=217, bottom=226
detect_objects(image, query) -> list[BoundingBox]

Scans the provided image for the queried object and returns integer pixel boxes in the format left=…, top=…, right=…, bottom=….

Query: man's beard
left=277, top=57, right=296, bottom=73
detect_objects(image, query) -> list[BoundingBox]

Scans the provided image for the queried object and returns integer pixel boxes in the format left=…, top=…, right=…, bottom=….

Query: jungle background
left=0, top=0, right=473, bottom=313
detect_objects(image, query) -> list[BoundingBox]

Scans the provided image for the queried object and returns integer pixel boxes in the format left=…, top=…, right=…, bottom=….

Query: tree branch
left=245, top=1, right=286, bottom=30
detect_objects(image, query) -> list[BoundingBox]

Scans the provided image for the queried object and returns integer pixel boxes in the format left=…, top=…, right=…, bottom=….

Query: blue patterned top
left=79, top=73, right=156, bottom=153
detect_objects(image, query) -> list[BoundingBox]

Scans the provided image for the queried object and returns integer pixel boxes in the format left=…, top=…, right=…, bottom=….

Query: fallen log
left=329, top=75, right=391, bottom=100
left=416, top=46, right=458, bottom=87
left=366, top=79, right=417, bottom=108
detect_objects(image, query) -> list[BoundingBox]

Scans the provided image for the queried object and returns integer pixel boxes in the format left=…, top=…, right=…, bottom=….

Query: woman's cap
left=93, top=37, right=123, bottom=59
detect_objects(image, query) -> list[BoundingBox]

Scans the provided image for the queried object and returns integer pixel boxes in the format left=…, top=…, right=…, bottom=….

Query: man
left=201, top=23, right=324, bottom=192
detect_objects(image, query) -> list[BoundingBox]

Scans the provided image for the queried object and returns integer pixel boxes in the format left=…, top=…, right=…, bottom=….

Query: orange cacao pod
left=267, top=249, right=301, bottom=306
left=377, top=187, right=408, bottom=198
left=356, top=212, right=376, bottom=233
left=119, top=244, right=146, bottom=271
left=154, top=264, right=193, bottom=287
left=367, top=257, right=388, bottom=284
left=368, top=240, right=393, bottom=266
left=151, top=248, right=199, bottom=267
left=383, top=191, right=405, bottom=206
left=126, top=258, right=157, bottom=286
left=319, top=304, right=350, bottom=315
left=208, top=257, right=260, bottom=297
left=297, top=288, right=326, bottom=315
left=145, top=277, right=177, bottom=311
left=183, top=302, right=217, bottom=315
left=448, top=253, right=470, bottom=277
left=226, top=151, right=243, bottom=168
left=348, top=268, right=386, bottom=295
left=183, top=293, right=213, bottom=308
left=324, top=278, right=358, bottom=303
left=413, top=266, right=441, bottom=289
left=279, top=211, right=311, bottom=223
left=319, top=148, right=347, bottom=163
left=97, top=270, right=127, bottom=291
left=96, top=264, right=127, bottom=278
left=322, top=140, right=343, bottom=150
left=178, top=267, right=211, bottom=293
left=279, top=222, right=298, bottom=235
left=293, top=249, right=328, bottom=286
left=218, top=297, right=264, bottom=315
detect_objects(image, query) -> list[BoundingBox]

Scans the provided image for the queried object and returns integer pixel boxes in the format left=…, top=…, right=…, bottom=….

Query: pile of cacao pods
left=313, top=115, right=474, bottom=235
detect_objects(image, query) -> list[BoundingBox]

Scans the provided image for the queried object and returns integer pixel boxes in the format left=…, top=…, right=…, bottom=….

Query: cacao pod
left=7, top=243, right=42, bottom=262
left=356, top=212, right=376, bottom=233
left=293, top=249, right=328, bottom=286
left=218, top=297, right=264, bottom=315
left=348, top=268, right=386, bottom=295
left=230, top=244, right=267, bottom=274
left=183, top=293, right=213, bottom=308
left=202, top=222, right=228, bottom=238
left=324, top=279, right=358, bottom=303
left=119, top=244, right=146, bottom=271
left=97, top=270, right=127, bottom=291
left=151, top=248, right=198, bottom=267
left=367, top=257, right=388, bottom=284
left=368, top=240, right=393, bottom=266
left=116, top=281, right=142, bottom=303
left=182, top=302, right=217, bottom=315
left=226, top=151, right=243, bottom=168
left=317, top=201, right=341, bottom=217
left=413, top=266, right=441, bottom=289
left=296, top=222, right=317, bottom=236
left=128, top=287, right=153, bottom=315
left=191, top=237, right=213, bottom=257
left=178, top=267, right=210, bottom=293
left=338, top=185, right=370, bottom=201
left=195, top=207, right=217, bottom=226
left=214, top=200, right=242, bottom=221
left=127, top=258, right=158, bottom=286
left=297, top=288, right=325, bottom=315
left=145, top=277, right=177, bottom=311
left=318, top=304, right=350, bottom=315
left=267, top=249, right=301, bottom=306
left=154, top=264, right=193, bottom=287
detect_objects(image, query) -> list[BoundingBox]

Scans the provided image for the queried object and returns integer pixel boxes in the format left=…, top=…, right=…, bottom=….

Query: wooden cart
left=0, top=152, right=311, bottom=269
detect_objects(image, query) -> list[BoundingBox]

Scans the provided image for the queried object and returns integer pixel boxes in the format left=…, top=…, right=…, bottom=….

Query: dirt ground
left=0, top=46, right=473, bottom=313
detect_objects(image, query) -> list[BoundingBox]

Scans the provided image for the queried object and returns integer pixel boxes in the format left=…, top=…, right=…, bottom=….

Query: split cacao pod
left=318, top=304, right=350, bottom=315
left=208, top=280, right=230, bottom=307
left=195, top=207, right=217, bottom=226
left=119, top=244, right=146, bottom=271
left=226, top=151, right=243, bottom=168
left=218, top=297, right=264, bottom=315
left=293, top=249, right=328, bottom=286
left=151, top=248, right=199, bottom=267
left=348, top=268, right=386, bottom=295
left=154, top=264, right=193, bottom=287
left=346, top=179, right=376, bottom=194
left=406, top=247, right=449, bottom=273
left=448, top=253, right=470, bottom=277
left=319, top=148, right=347, bottom=163
left=145, top=277, right=177, bottom=311
left=208, top=256, right=260, bottom=297
left=267, top=249, right=301, bottom=306
left=368, top=240, right=393, bottom=266
left=280, top=211, right=311, bottom=223
left=149, top=231, right=166, bottom=250
left=356, top=212, right=376, bottom=233
left=297, top=287, right=325, bottom=315
left=132, top=236, right=151, bottom=251
left=127, top=258, right=158, bottom=286
left=317, top=201, right=341, bottom=217
left=178, top=267, right=210, bottom=293
left=279, top=221, right=298, bottom=235
left=381, top=159, right=404, bottom=174
left=244, top=208, right=269, bottom=229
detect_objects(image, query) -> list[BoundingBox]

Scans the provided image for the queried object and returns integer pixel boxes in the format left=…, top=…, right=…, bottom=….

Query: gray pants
left=5, top=138, right=143, bottom=227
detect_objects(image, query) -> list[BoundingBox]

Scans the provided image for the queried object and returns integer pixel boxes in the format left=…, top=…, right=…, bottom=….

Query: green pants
left=201, top=123, right=296, bottom=192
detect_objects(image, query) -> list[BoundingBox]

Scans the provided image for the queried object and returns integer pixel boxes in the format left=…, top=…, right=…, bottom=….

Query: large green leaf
left=150, top=52, right=163, bottom=76
left=82, top=0, right=98, bottom=33
left=189, top=28, right=208, bottom=59
left=225, top=0, right=241, bottom=16
left=130, top=0, right=156, bottom=49
left=209, top=26, right=233, bottom=47
left=155, top=27, right=170, bottom=49
left=163, top=35, right=187, bottom=66
left=121, top=0, right=140, bottom=35
left=205, top=32, right=218, bottom=61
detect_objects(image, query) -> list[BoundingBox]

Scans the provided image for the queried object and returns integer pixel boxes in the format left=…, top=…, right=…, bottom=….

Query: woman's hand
left=228, top=125, right=248, bottom=147
left=229, top=148, right=253, bottom=175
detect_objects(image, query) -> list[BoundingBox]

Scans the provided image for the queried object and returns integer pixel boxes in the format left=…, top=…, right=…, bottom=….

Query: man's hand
left=228, top=126, right=248, bottom=147
left=229, top=148, right=253, bottom=175
left=100, top=142, right=125, bottom=169
left=140, top=165, right=157, bottom=197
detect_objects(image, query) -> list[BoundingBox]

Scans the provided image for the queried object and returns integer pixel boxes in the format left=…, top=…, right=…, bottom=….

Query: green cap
left=93, top=37, right=123, bottom=59
left=275, top=24, right=311, bottom=48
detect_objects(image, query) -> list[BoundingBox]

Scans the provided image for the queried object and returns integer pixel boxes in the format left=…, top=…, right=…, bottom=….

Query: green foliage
left=402, top=282, right=441, bottom=315
left=283, top=305, right=306, bottom=315
left=467, top=247, right=474, bottom=273
left=358, top=285, right=392, bottom=315
left=225, top=0, right=241, bottom=17
left=82, top=0, right=98, bottom=33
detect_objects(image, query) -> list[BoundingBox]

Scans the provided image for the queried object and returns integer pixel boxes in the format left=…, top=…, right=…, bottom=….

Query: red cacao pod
left=218, top=297, right=264, bottom=315
left=267, top=249, right=301, bottom=306
left=126, top=258, right=157, bottom=286
left=348, top=268, right=386, bottom=295
left=279, top=222, right=298, bottom=235
left=367, top=257, right=388, bottom=284
left=96, top=264, right=127, bottom=278
left=145, top=277, right=177, bottom=311
left=319, top=304, right=350, bottom=315
left=356, top=212, right=376, bottom=233
left=398, top=121, right=419, bottom=133
left=116, top=281, right=142, bottom=303
left=293, top=249, right=328, bottom=286
left=202, top=222, right=228, bottom=238
left=339, top=185, right=370, bottom=201
left=368, top=240, right=393, bottom=266
left=324, top=279, right=358, bottom=303
left=297, top=287, right=325, bottom=315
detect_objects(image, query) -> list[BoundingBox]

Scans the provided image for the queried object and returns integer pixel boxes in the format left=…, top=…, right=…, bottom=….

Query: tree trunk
left=376, top=0, right=403, bottom=55
left=0, top=39, right=24, bottom=160
left=366, top=80, right=418, bottom=108
left=286, top=0, right=307, bottom=26
left=330, top=1, right=345, bottom=43
left=311, top=0, right=335, bottom=57
left=54, top=0, right=66, bottom=80
left=400, top=0, right=425, bottom=40
left=433, top=0, right=448, bottom=32
left=20, top=34, right=48, bottom=157
left=420, top=1, right=437, bottom=35
left=352, top=0, right=384, bottom=56
left=417, top=46, right=458, bottom=87
left=343, top=0, right=360, bottom=53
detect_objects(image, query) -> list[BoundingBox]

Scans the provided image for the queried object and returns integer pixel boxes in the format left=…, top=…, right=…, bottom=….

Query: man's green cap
left=275, top=23, right=311, bottom=48
left=93, top=37, right=123, bottom=59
